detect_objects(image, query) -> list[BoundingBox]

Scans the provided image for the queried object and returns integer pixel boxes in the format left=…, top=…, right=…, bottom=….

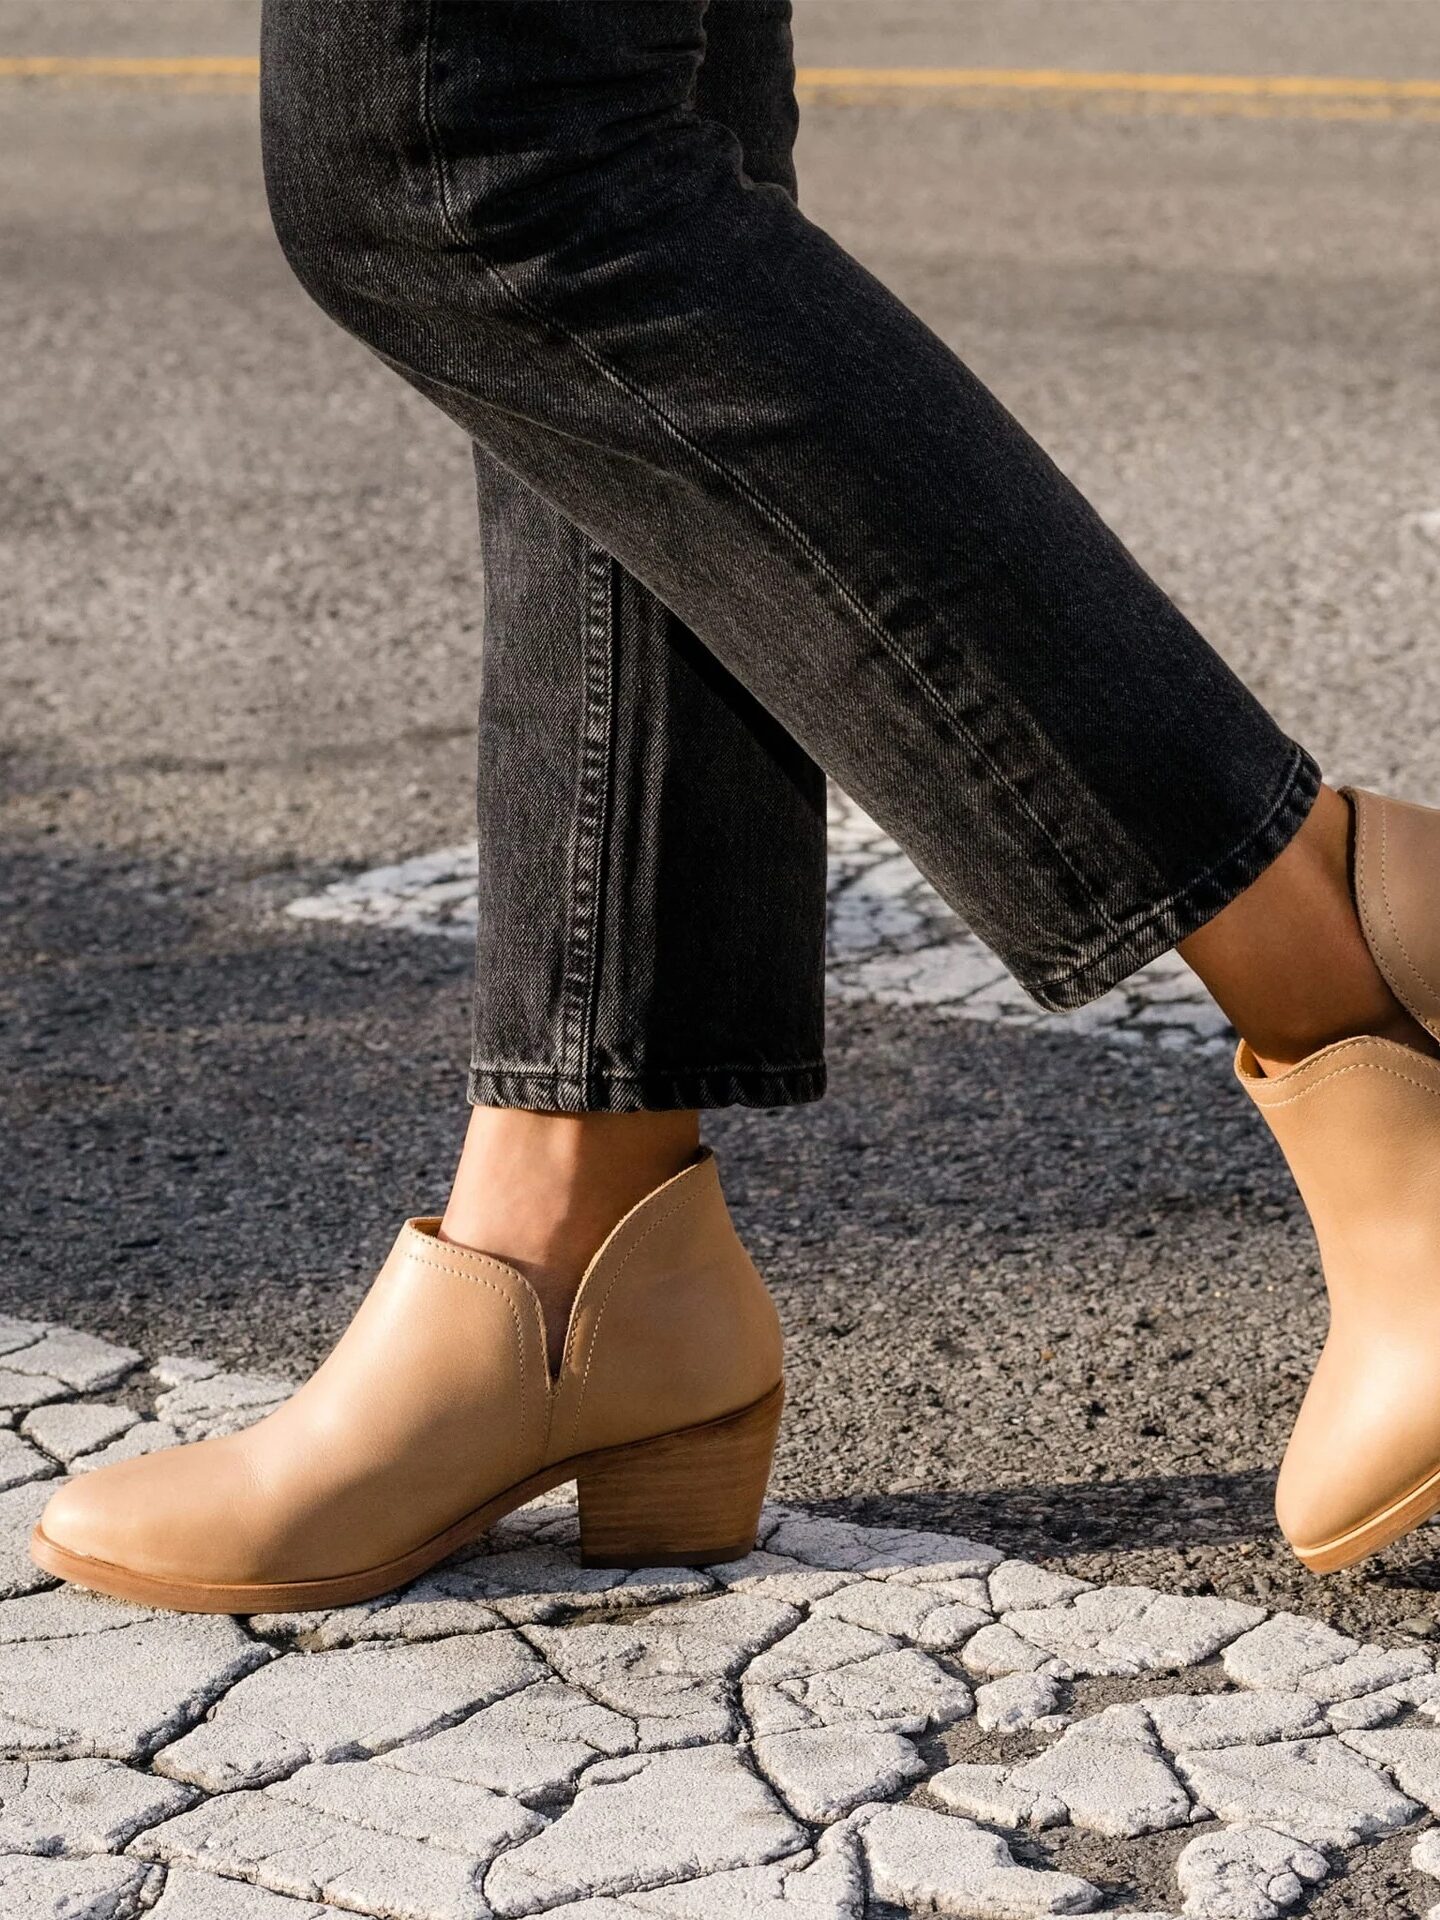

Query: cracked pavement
left=7, top=1324, right=1440, bottom=1915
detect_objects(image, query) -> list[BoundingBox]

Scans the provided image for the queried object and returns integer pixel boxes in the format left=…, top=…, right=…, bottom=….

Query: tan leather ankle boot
left=1239, top=787, right=1440, bottom=1572
left=30, top=1149, right=783, bottom=1614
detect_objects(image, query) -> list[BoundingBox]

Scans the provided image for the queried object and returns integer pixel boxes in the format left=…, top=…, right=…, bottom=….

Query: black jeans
left=260, top=0, right=1320, bottom=1113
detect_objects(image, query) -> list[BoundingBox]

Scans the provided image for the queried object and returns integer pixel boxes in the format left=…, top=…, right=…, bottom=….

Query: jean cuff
left=466, top=1059, right=827, bottom=1113
left=1026, top=743, right=1324, bottom=1013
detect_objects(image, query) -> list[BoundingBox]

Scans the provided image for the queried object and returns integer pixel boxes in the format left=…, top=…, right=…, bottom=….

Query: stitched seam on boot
left=400, top=1245, right=534, bottom=1449
left=562, top=1185, right=704, bottom=1456
left=1252, top=1058, right=1440, bottom=1111
left=1376, top=801, right=1440, bottom=1015
left=1357, top=796, right=1407, bottom=1011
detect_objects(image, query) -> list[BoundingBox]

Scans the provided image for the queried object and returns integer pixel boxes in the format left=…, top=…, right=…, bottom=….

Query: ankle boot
left=1239, top=787, right=1440, bottom=1571
left=30, top=1149, right=783, bottom=1613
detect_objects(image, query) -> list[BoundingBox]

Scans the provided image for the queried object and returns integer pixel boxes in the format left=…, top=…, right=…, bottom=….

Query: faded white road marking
left=285, top=789, right=1231, bottom=1053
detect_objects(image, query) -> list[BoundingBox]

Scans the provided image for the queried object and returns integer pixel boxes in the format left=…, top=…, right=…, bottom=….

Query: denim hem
left=1026, top=744, right=1324, bottom=1014
left=466, top=1060, right=827, bottom=1114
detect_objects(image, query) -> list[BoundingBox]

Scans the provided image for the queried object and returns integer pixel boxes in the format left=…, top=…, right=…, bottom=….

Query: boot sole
left=28, top=1381, right=783, bottom=1615
left=1292, top=1458, right=1440, bottom=1574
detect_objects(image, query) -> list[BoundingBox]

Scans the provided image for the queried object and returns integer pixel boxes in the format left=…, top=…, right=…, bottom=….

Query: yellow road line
left=0, top=55, right=257, bottom=77
left=796, top=85, right=1440, bottom=125
left=795, top=66, right=1440, bottom=102
left=2, top=56, right=1438, bottom=117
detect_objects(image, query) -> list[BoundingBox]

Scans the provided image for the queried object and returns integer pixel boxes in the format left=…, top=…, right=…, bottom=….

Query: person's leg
left=250, top=0, right=1440, bottom=1595
left=438, top=2, right=824, bottom=1367
left=260, top=0, right=1322, bottom=1016
left=264, top=1, right=1434, bottom=1088
left=34, top=4, right=819, bottom=1614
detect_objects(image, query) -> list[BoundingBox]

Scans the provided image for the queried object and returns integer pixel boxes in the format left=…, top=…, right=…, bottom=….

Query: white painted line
left=285, top=789, right=1230, bottom=1054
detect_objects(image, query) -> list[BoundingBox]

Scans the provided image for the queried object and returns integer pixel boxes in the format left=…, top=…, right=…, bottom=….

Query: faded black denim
left=259, top=0, right=1320, bottom=1113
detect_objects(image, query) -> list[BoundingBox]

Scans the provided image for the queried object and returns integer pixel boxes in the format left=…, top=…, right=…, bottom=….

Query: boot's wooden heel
left=576, top=1381, right=783, bottom=1569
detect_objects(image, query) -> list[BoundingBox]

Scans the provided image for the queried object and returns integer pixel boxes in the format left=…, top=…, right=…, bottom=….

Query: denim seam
left=557, top=541, right=619, bottom=1090
left=414, top=24, right=1119, bottom=941
left=1031, top=743, right=1318, bottom=999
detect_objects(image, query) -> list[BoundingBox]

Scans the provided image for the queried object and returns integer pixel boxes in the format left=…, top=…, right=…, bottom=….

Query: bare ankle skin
left=1179, top=783, right=1435, bottom=1075
left=439, top=1106, right=702, bottom=1372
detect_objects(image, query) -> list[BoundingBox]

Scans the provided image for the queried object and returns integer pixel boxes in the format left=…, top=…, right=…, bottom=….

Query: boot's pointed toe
left=30, top=1150, right=784, bottom=1614
left=33, top=1424, right=340, bottom=1602
left=1272, top=1331, right=1440, bottom=1571
left=34, top=1458, right=149, bottom=1576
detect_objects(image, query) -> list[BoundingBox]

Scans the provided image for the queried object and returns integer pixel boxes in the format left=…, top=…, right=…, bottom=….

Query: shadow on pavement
left=818, top=1467, right=1281, bottom=1558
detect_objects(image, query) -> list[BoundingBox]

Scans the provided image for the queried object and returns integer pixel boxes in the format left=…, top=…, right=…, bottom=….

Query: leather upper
left=1349, top=786, right=1440, bottom=1042
left=1240, top=1033, right=1440, bottom=1552
left=38, top=1148, right=781, bottom=1587
left=1240, top=787, right=1440, bottom=1555
left=551, top=1149, right=782, bottom=1461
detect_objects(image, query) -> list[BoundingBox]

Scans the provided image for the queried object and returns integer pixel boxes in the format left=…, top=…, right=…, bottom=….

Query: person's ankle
left=1181, top=783, right=1439, bottom=1076
left=1248, top=1001, right=1436, bottom=1078
left=438, top=1106, right=702, bottom=1371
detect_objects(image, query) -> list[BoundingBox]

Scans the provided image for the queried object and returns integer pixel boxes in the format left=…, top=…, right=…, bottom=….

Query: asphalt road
left=5, top=3, right=1440, bottom=1645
